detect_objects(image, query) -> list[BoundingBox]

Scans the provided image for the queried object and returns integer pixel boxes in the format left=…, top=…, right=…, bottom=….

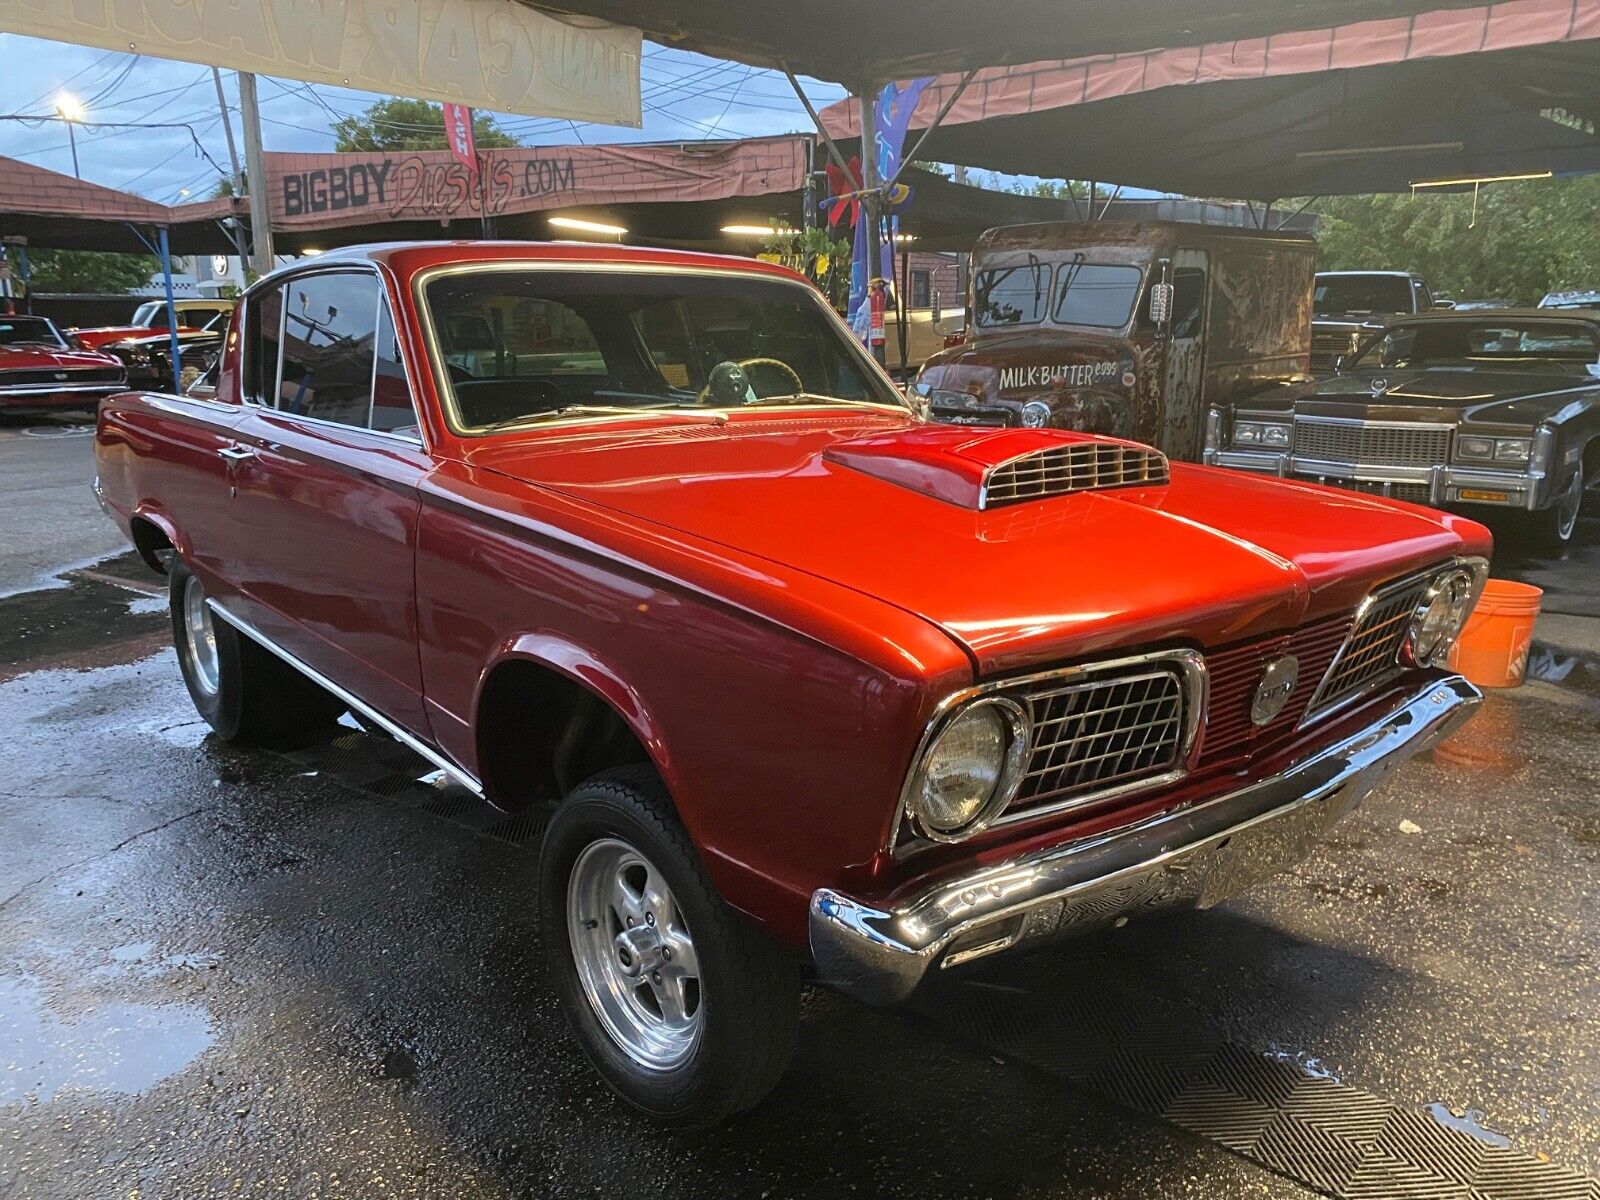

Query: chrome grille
left=1310, top=330, right=1359, bottom=359
left=1199, top=615, right=1352, bottom=768
left=982, top=442, right=1168, bottom=508
left=1293, top=419, right=1450, bottom=468
left=1307, top=577, right=1429, bottom=715
left=1011, top=667, right=1187, bottom=812
left=0, top=366, right=124, bottom=386
left=1330, top=477, right=1434, bottom=506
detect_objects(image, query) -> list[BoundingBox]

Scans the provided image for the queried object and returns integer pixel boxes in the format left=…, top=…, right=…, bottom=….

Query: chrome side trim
left=206, top=599, right=484, bottom=797
left=892, top=648, right=1207, bottom=854
left=814, top=675, right=1482, bottom=1005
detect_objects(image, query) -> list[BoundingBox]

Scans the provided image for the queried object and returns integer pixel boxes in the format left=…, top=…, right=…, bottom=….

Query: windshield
left=130, top=302, right=162, bottom=327
left=422, top=268, right=902, bottom=432
left=0, top=317, right=66, bottom=348
left=1353, top=319, right=1600, bottom=374
left=974, top=262, right=1051, bottom=328
left=1052, top=262, right=1143, bottom=328
left=1315, top=275, right=1413, bottom=316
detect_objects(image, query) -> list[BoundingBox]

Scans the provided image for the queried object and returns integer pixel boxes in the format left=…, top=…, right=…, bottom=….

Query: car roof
left=1314, top=270, right=1418, bottom=278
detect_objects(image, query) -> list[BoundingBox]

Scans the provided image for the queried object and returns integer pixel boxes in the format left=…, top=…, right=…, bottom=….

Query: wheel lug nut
left=661, top=946, right=671, bottom=960
left=652, top=971, right=662, bottom=983
left=645, top=913, right=655, bottom=926
left=626, top=917, right=633, bottom=926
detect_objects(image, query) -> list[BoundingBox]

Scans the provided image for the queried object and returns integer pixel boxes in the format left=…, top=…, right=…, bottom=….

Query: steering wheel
left=696, top=357, right=805, bottom=405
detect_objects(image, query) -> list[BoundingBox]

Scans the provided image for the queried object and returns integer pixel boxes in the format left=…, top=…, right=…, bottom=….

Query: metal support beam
left=237, top=72, right=274, bottom=279
left=1274, top=196, right=1319, bottom=230
left=784, top=68, right=858, bottom=188
left=156, top=227, right=183, bottom=393
left=859, top=86, right=885, bottom=365
left=887, top=69, right=978, bottom=191
left=1097, top=184, right=1124, bottom=220
left=210, top=68, right=250, bottom=273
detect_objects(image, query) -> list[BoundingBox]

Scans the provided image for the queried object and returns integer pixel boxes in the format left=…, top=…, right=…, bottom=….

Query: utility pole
left=858, top=84, right=885, bottom=365
left=237, top=72, right=275, bottom=279
left=210, top=68, right=251, bottom=273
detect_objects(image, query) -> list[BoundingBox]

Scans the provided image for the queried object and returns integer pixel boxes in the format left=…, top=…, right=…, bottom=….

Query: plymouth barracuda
left=0, top=314, right=126, bottom=412
left=95, top=242, right=1489, bottom=1125
left=1207, top=309, right=1600, bottom=547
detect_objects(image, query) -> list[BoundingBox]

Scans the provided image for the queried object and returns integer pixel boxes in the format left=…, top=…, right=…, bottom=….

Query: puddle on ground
left=1425, top=1102, right=1513, bottom=1149
left=0, top=973, right=213, bottom=1104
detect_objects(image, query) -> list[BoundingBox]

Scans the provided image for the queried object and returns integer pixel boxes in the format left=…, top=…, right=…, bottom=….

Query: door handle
left=217, top=445, right=255, bottom=462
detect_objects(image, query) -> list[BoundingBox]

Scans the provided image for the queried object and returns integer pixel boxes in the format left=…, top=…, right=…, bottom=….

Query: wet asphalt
left=0, top=415, right=1596, bottom=1199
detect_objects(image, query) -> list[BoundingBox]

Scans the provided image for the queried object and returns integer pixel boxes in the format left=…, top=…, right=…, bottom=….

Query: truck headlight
left=1233, top=420, right=1291, bottom=448
left=1456, top=435, right=1531, bottom=464
left=1020, top=401, right=1051, bottom=428
left=908, top=698, right=1030, bottom=840
left=1403, top=565, right=1483, bottom=667
left=1493, top=438, right=1532, bottom=464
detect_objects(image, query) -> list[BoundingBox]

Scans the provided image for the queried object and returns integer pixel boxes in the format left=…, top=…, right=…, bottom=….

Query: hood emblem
left=1251, top=655, right=1300, bottom=726
left=1370, top=378, right=1389, bottom=395
left=54, top=371, right=69, bottom=380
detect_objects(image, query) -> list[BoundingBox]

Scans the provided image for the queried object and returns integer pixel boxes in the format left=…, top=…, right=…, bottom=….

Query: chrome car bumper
left=811, top=675, right=1480, bottom=1005
left=1206, top=447, right=1549, bottom=511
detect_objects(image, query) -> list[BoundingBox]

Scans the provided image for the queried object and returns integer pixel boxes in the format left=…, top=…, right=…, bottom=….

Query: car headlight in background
left=1456, top=434, right=1532, bottom=465
left=1403, top=564, right=1485, bottom=667
left=907, top=697, right=1030, bottom=841
left=1233, top=420, right=1291, bottom=448
left=1020, top=401, right=1052, bottom=429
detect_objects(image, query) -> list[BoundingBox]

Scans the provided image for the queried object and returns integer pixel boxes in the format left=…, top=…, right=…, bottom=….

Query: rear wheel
left=539, top=766, right=799, bottom=1127
left=168, top=559, right=346, bottom=743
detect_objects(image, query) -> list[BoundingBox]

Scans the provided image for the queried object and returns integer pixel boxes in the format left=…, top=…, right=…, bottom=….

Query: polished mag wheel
left=181, top=574, right=221, bottom=696
left=567, top=837, right=702, bottom=1069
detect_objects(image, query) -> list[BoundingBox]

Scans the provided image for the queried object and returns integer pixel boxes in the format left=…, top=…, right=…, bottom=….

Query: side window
left=1170, top=268, right=1206, bottom=339
left=277, top=272, right=379, bottom=427
left=245, top=285, right=284, bottom=406
left=370, top=298, right=420, bottom=436
left=1414, top=280, right=1432, bottom=312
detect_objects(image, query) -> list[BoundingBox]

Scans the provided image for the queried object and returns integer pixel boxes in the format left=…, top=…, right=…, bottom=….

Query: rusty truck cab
left=913, top=220, right=1318, bottom=461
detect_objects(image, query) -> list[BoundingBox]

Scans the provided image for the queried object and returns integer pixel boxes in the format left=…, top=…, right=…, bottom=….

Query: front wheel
left=1523, top=467, right=1585, bottom=552
left=539, top=766, right=799, bottom=1126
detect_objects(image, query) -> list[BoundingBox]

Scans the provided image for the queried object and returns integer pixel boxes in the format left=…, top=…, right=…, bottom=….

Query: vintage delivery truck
left=913, top=221, right=1319, bottom=461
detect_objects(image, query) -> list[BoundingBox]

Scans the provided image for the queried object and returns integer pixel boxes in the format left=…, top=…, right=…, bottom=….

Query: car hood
left=1307, top=368, right=1589, bottom=424
left=0, top=344, right=119, bottom=370
left=465, top=410, right=1477, bottom=674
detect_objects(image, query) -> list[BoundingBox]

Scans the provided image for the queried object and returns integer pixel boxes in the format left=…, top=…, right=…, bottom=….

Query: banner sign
left=848, top=78, right=931, bottom=346
left=0, top=0, right=642, bottom=126
left=266, top=136, right=809, bottom=229
left=442, top=104, right=478, bottom=178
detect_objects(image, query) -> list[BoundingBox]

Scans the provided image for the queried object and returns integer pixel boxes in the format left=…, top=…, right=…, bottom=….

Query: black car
left=100, top=310, right=228, bottom=391
left=1205, top=310, right=1600, bottom=547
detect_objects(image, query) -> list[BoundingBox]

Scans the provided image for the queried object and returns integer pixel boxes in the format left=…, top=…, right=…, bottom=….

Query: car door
left=224, top=266, right=431, bottom=734
left=1161, top=252, right=1208, bottom=459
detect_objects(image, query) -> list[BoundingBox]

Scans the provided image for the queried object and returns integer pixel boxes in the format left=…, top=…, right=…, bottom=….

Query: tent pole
left=784, top=68, right=858, bottom=187
left=237, top=72, right=275, bottom=279
left=211, top=68, right=251, bottom=270
left=897, top=217, right=910, bottom=375
left=859, top=84, right=886, bottom=365
left=1273, top=196, right=1318, bottom=230
left=157, top=227, right=183, bottom=393
left=887, top=69, right=978, bottom=191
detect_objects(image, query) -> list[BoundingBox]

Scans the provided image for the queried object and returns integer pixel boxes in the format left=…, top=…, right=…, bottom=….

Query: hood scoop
left=823, top=425, right=1168, bottom=511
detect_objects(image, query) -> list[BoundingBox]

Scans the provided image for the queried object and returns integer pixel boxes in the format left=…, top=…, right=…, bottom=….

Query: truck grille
left=1329, top=478, right=1434, bottom=506
left=1310, top=330, right=1358, bottom=361
left=1306, top=576, right=1429, bottom=716
left=1293, top=419, right=1450, bottom=468
left=983, top=442, right=1168, bottom=508
left=1010, top=667, right=1188, bottom=814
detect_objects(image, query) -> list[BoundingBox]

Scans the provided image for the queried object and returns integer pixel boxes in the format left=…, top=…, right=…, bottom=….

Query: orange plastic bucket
left=1448, top=579, right=1543, bottom=688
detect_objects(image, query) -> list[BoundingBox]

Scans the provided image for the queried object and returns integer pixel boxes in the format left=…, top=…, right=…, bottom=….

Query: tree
left=332, top=98, right=519, bottom=154
left=24, top=250, right=157, bottom=294
left=1310, top=178, right=1600, bottom=304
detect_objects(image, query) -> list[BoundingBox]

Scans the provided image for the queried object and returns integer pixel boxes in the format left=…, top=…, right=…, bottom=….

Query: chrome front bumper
left=811, top=676, right=1481, bottom=1005
left=1206, top=447, right=1548, bottom=510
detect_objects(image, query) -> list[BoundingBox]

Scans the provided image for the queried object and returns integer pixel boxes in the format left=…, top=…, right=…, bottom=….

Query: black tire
left=539, top=765, right=800, bottom=1127
left=168, top=558, right=346, bottom=743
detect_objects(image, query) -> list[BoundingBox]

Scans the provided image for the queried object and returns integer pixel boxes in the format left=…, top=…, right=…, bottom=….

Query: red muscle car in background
left=69, top=297, right=233, bottom=351
left=0, top=314, right=126, bottom=412
left=94, top=242, right=1490, bottom=1126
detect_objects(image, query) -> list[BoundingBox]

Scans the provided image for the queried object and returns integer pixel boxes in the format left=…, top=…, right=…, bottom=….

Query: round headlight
left=1406, top=569, right=1477, bottom=666
left=1020, top=401, right=1051, bottom=429
left=910, top=698, right=1030, bottom=840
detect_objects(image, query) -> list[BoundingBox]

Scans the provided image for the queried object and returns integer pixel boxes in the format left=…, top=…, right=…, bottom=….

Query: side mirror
left=1148, top=282, right=1174, bottom=325
left=1433, top=299, right=1455, bottom=310
left=931, top=290, right=942, bottom=323
left=1332, top=354, right=1346, bottom=373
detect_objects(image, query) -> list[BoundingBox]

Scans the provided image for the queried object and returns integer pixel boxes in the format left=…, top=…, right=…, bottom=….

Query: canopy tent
left=816, top=0, right=1600, bottom=198
left=536, top=0, right=1497, bottom=83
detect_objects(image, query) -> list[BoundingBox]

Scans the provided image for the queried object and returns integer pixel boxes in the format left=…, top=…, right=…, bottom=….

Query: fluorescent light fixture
left=1297, top=141, right=1462, bottom=161
left=549, top=216, right=628, bottom=237
left=721, top=224, right=798, bottom=236
left=1411, top=170, right=1552, bottom=189
left=301, top=248, right=323, bottom=256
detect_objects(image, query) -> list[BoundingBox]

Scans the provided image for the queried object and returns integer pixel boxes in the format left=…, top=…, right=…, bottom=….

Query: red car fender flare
left=127, top=501, right=190, bottom=573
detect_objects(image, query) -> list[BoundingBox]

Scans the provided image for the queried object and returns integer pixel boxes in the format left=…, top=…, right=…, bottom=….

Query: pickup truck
left=95, top=241, right=1489, bottom=1126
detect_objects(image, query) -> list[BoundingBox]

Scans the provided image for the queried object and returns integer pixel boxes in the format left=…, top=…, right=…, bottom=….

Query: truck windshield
left=974, top=263, right=1051, bottom=327
left=1314, top=275, right=1412, bottom=316
left=1353, top=319, right=1600, bottom=372
left=422, top=267, right=904, bottom=432
left=1052, top=262, right=1143, bottom=328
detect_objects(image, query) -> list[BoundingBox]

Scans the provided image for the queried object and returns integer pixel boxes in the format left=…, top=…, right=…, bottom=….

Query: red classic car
left=94, top=242, right=1490, bottom=1126
left=70, top=297, right=233, bottom=351
left=0, top=314, right=126, bottom=412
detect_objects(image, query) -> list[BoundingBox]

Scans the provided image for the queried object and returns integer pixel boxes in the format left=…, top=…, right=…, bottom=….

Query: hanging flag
left=443, top=104, right=480, bottom=178
left=846, top=77, right=933, bottom=348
